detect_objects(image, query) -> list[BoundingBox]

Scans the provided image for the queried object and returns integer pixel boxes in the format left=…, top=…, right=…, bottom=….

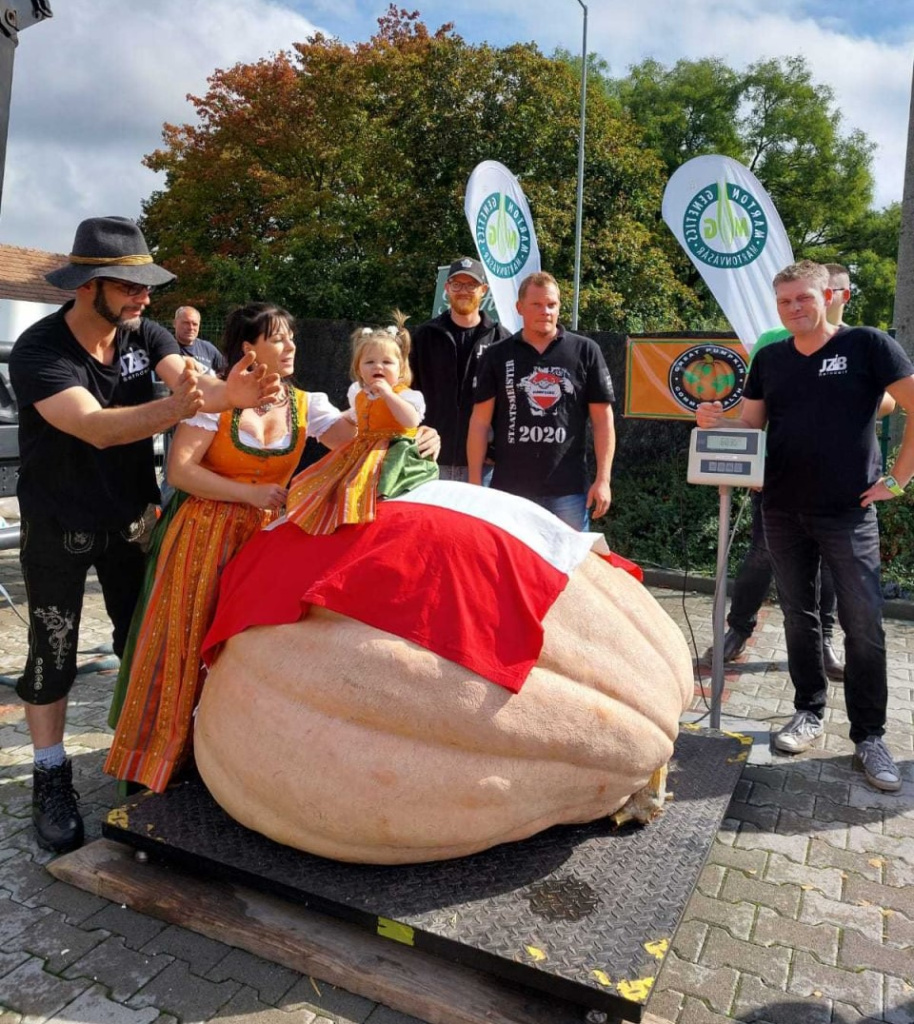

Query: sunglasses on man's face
left=99, top=278, right=156, bottom=297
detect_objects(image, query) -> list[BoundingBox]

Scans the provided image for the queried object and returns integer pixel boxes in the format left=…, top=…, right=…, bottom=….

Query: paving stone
left=0, top=855, right=56, bottom=904
left=127, top=960, right=239, bottom=1019
left=645, top=983, right=682, bottom=1023
left=725, top=799, right=779, bottom=832
left=0, top=955, right=92, bottom=1018
left=699, top=926, right=790, bottom=988
left=214, top=985, right=318, bottom=1024
left=838, top=925, right=914, bottom=980
left=669, top=919, right=707, bottom=963
left=81, top=904, right=167, bottom=952
left=747, top=781, right=816, bottom=816
left=0, top=948, right=29, bottom=979
left=883, top=977, right=914, bottom=1024
left=885, top=855, right=914, bottom=887
left=830, top=1002, right=890, bottom=1024
left=139, top=924, right=232, bottom=975
left=653, top=951, right=739, bottom=1016
left=807, top=837, right=884, bottom=880
left=847, top=826, right=914, bottom=866
left=734, top=824, right=810, bottom=863
left=707, top=840, right=767, bottom=875
left=206, top=948, right=299, bottom=1005
left=751, top=906, right=839, bottom=964
left=283, top=977, right=375, bottom=1023
left=798, top=889, right=886, bottom=939
left=12, top=910, right=108, bottom=972
left=885, top=907, right=914, bottom=947
left=63, top=936, right=174, bottom=1003
left=682, top=891, right=756, bottom=940
left=763, top=851, right=844, bottom=899
left=0, top=1009, right=23, bottom=1024
left=719, top=870, right=802, bottom=918
left=0, top=895, right=51, bottom=947
left=787, top=949, right=883, bottom=1016
left=785, top=771, right=850, bottom=803
left=51, top=983, right=160, bottom=1024
left=28, top=880, right=110, bottom=925
left=671, top=994, right=735, bottom=1024
left=811, top=795, right=883, bottom=827
left=732, top=974, right=831, bottom=1023
left=695, top=863, right=725, bottom=898
left=844, top=873, right=914, bottom=917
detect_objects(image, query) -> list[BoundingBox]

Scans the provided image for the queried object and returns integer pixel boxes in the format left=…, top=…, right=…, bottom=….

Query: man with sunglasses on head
left=409, top=257, right=509, bottom=482
left=10, top=216, right=279, bottom=854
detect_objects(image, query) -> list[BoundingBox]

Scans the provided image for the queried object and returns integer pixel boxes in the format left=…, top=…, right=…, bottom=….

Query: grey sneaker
left=773, top=710, right=824, bottom=754
left=854, top=736, right=901, bottom=792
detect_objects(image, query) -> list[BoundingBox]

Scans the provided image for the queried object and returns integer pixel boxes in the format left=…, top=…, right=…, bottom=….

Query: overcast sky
left=3, top=0, right=912, bottom=255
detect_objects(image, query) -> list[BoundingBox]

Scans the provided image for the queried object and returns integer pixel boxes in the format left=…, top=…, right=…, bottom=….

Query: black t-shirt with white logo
left=744, top=325, right=913, bottom=512
left=473, top=327, right=615, bottom=497
left=11, top=302, right=180, bottom=530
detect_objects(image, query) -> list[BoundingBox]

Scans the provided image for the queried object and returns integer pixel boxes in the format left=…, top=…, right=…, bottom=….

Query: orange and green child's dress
left=104, top=389, right=338, bottom=793
left=286, top=383, right=438, bottom=535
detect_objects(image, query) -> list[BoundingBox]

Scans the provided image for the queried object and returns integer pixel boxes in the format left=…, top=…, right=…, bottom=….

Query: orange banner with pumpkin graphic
left=624, top=334, right=750, bottom=421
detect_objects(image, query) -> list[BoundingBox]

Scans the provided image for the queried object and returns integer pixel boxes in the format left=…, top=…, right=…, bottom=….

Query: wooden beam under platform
left=49, top=839, right=674, bottom=1024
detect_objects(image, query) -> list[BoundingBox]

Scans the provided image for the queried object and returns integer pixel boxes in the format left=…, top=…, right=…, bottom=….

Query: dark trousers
left=763, top=505, right=886, bottom=743
left=17, top=516, right=146, bottom=706
left=728, top=491, right=836, bottom=639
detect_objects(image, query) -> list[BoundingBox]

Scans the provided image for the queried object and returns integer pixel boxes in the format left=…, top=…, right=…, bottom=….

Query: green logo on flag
left=475, top=192, right=532, bottom=279
left=683, top=180, right=768, bottom=268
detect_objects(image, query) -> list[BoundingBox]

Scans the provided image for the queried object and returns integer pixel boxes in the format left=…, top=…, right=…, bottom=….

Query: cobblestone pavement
left=0, top=547, right=912, bottom=1024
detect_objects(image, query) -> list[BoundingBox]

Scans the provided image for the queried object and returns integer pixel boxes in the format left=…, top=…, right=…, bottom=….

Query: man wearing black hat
left=10, top=216, right=279, bottom=853
left=409, top=257, right=509, bottom=482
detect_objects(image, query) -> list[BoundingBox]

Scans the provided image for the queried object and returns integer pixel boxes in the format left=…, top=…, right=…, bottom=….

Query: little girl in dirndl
left=286, top=315, right=438, bottom=534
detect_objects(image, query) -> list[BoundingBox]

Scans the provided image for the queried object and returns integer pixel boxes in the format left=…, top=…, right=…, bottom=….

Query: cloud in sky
left=2, top=0, right=912, bottom=253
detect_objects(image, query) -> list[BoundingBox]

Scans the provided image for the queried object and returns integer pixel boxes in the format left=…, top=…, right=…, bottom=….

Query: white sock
left=34, top=743, right=66, bottom=769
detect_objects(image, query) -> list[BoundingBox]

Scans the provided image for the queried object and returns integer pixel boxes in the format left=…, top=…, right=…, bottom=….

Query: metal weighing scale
left=687, top=427, right=766, bottom=729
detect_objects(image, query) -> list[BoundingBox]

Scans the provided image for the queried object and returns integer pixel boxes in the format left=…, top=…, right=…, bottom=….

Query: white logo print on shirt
left=819, top=355, right=847, bottom=376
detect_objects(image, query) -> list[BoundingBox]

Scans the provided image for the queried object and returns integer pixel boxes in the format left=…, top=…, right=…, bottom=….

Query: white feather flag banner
left=662, top=155, right=794, bottom=351
left=465, top=160, right=542, bottom=334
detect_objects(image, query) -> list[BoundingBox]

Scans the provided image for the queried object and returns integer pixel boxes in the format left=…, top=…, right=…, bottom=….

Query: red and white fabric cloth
left=202, top=481, right=642, bottom=692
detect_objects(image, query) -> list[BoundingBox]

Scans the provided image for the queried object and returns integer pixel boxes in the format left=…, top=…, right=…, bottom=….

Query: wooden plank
left=48, top=839, right=673, bottom=1024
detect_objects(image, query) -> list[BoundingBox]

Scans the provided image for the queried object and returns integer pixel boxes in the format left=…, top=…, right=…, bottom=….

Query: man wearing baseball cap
left=409, top=257, right=509, bottom=482
left=10, top=216, right=279, bottom=853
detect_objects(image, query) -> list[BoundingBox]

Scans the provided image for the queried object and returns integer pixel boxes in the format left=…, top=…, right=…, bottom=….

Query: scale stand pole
left=710, top=484, right=732, bottom=730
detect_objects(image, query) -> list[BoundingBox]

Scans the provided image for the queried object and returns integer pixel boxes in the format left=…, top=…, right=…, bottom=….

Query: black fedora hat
left=45, top=216, right=176, bottom=290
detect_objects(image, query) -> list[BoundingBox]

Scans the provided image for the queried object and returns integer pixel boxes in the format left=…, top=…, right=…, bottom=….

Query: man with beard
left=409, top=257, right=509, bottom=481
left=467, top=272, right=615, bottom=530
left=10, top=216, right=278, bottom=853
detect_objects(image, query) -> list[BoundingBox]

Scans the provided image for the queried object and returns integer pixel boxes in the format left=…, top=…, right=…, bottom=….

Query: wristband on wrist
left=882, top=474, right=905, bottom=497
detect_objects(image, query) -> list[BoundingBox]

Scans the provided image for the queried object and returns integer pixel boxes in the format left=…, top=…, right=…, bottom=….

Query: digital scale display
left=704, top=434, right=748, bottom=453
left=688, top=428, right=765, bottom=488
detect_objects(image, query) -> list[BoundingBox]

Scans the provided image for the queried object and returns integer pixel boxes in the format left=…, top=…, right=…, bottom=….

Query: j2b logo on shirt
left=519, top=368, right=574, bottom=417
left=819, top=355, right=847, bottom=376
left=119, top=347, right=151, bottom=381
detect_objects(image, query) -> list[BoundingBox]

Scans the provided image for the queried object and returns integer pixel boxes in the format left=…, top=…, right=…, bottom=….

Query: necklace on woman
left=255, top=384, right=290, bottom=416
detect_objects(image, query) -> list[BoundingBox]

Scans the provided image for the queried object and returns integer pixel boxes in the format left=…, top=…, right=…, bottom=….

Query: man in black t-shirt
left=10, top=216, right=278, bottom=854
left=468, top=271, right=615, bottom=530
left=697, top=260, right=914, bottom=792
left=409, top=258, right=509, bottom=481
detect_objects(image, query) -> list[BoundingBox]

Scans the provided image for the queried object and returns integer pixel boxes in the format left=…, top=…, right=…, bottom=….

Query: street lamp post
left=571, top=0, right=588, bottom=330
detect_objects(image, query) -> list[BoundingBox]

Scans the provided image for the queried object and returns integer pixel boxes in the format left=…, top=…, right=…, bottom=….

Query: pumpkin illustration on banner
left=668, top=343, right=747, bottom=414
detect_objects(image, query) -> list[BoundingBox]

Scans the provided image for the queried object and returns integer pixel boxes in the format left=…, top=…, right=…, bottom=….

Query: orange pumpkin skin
left=194, top=553, right=694, bottom=864
left=682, top=355, right=736, bottom=401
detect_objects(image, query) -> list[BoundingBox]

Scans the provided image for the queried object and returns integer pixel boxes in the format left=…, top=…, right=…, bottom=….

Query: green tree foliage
left=141, top=7, right=696, bottom=331
left=606, top=54, right=895, bottom=325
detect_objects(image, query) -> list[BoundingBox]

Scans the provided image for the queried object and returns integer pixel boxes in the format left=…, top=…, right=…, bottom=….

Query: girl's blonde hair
left=349, top=310, right=413, bottom=386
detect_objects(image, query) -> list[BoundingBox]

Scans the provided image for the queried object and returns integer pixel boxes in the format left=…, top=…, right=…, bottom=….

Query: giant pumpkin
left=194, top=548, right=694, bottom=865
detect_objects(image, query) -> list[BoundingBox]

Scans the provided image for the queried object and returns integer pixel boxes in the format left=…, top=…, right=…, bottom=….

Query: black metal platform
left=104, top=727, right=746, bottom=1022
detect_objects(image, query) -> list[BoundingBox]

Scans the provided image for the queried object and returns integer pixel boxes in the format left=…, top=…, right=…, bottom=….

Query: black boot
left=32, top=760, right=84, bottom=853
left=822, top=640, right=844, bottom=682
left=701, top=628, right=748, bottom=665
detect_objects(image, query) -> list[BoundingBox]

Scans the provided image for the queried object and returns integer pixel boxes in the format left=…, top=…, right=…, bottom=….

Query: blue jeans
left=763, top=505, right=886, bottom=742
left=529, top=493, right=590, bottom=532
